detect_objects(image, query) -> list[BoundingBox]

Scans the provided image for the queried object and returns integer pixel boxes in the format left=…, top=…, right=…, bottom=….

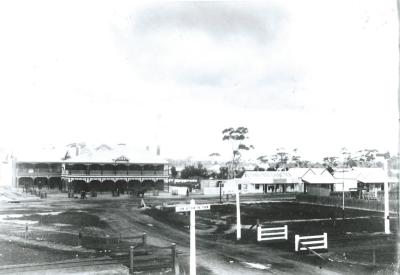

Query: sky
left=0, top=0, right=398, bottom=162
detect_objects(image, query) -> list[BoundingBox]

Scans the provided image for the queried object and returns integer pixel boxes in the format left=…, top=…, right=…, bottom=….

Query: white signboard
left=176, top=204, right=210, bottom=212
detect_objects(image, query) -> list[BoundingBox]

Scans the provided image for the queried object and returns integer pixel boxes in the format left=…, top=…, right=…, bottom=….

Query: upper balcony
left=63, top=163, right=168, bottom=177
left=17, top=163, right=62, bottom=177
left=17, top=169, right=62, bottom=177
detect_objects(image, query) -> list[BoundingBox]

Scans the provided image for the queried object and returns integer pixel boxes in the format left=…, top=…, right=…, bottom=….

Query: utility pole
left=397, top=0, right=400, bottom=234
left=377, top=152, right=390, bottom=234
left=235, top=177, right=241, bottom=240
left=219, top=181, right=222, bottom=204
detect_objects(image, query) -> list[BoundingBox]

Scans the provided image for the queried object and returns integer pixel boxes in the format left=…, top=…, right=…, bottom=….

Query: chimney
left=75, top=146, right=79, bottom=156
left=156, top=145, right=160, bottom=156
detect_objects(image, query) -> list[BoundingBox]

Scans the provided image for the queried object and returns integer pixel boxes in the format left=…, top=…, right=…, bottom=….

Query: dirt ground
left=0, top=189, right=399, bottom=274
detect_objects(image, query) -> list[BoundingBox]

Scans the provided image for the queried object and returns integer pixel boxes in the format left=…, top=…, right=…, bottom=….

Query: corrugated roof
left=66, top=145, right=168, bottom=164
left=333, top=169, right=360, bottom=179
left=15, top=147, right=66, bottom=163
left=311, top=168, right=328, bottom=175
left=15, top=144, right=168, bottom=164
left=355, top=168, right=386, bottom=183
left=288, top=168, right=312, bottom=178
left=302, top=172, right=336, bottom=184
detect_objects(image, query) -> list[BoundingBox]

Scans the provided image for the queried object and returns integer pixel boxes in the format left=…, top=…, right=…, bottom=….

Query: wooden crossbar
left=296, top=234, right=325, bottom=240
left=260, top=231, right=285, bottom=236
left=301, top=240, right=325, bottom=245
left=260, top=236, right=287, bottom=241
left=260, top=226, right=286, bottom=231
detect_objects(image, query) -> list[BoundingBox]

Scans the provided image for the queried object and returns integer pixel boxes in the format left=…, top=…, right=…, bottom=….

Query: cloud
left=110, top=2, right=298, bottom=110
left=131, top=2, right=285, bottom=43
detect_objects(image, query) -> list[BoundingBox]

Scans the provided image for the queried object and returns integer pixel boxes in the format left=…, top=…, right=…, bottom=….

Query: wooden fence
left=296, top=194, right=399, bottom=213
left=257, top=225, right=288, bottom=242
left=295, top=233, right=328, bottom=252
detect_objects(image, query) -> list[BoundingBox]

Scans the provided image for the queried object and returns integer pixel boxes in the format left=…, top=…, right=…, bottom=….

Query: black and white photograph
left=0, top=1, right=399, bottom=274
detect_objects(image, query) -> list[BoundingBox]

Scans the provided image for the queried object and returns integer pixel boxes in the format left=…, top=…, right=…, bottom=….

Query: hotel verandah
left=13, top=144, right=170, bottom=194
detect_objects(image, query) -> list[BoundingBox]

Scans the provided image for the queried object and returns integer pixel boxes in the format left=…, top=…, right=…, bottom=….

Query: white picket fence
left=257, top=225, right=288, bottom=242
left=294, top=233, right=328, bottom=252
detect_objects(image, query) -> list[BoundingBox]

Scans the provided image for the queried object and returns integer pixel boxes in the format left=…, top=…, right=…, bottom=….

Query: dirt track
left=0, top=191, right=398, bottom=274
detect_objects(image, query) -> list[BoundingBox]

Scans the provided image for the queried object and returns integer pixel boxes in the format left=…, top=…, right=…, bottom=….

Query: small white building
left=331, top=169, right=358, bottom=192
left=200, top=179, right=237, bottom=195
left=302, top=171, right=336, bottom=196
left=237, top=171, right=299, bottom=193
left=288, top=168, right=312, bottom=192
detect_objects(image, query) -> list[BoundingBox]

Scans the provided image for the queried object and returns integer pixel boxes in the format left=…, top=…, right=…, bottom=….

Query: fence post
left=129, top=245, right=134, bottom=273
left=257, top=226, right=261, bottom=242
left=142, top=233, right=147, bottom=246
left=78, top=231, right=82, bottom=247
left=372, top=249, right=376, bottom=265
left=295, top=234, right=299, bottom=252
left=171, top=243, right=176, bottom=275
left=256, top=219, right=260, bottom=228
left=284, top=225, right=288, bottom=240
left=25, top=223, right=28, bottom=240
left=323, top=233, right=328, bottom=249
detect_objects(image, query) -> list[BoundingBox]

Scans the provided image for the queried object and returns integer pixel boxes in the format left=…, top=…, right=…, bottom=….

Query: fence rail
left=297, top=194, right=399, bottom=213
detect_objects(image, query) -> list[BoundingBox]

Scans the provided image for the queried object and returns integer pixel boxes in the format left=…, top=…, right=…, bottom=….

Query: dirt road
left=0, top=192, right=398, bottom=274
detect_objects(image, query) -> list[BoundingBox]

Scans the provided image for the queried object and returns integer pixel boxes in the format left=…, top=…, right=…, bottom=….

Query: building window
left=255, top=184, right=260, bottom=190
left=238, top=184, right=242, bottom=190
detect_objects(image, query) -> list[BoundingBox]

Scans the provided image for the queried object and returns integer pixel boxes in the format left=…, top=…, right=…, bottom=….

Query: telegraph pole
left=377, top=153, right=390, bottom=234
left=235, top=177, right=241, bottom=240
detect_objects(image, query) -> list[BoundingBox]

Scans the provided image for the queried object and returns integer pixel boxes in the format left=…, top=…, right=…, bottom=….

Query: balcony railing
left=17, top=171, right=62, bottom=177
left=62, top=171, right=168, bottom=177
left=69, top=170, right=87, bottom=175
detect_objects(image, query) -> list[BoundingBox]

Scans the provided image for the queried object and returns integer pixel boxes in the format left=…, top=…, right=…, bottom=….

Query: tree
left=209, top=152, right=220, bottom=164
left=298, top=160, right=311, bottom=168
left=222, top=127, right=254, bottom=178
left=171, top=166, right=178, bottom=179
left=218, top=166, right=229, bottom=179
left=323, top=156, right=338, bottom=168
left=257, top=155, right=268, bottom=164
left=275, top=147, right=289, bottom=169
left=291, top=148, right=301, bottom=167
left=180, top=163, right=208, bottom=179
left=356, top=149, right=378, bottom=167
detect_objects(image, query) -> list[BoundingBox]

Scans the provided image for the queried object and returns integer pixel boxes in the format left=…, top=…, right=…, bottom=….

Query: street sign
left=175, top=204, right=210, bottom=212
left=175, top=200, right=210, bottom=275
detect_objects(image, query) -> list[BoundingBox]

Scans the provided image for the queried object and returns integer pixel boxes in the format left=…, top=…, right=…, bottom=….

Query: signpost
left=176, top=199, right=210, bottom=275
